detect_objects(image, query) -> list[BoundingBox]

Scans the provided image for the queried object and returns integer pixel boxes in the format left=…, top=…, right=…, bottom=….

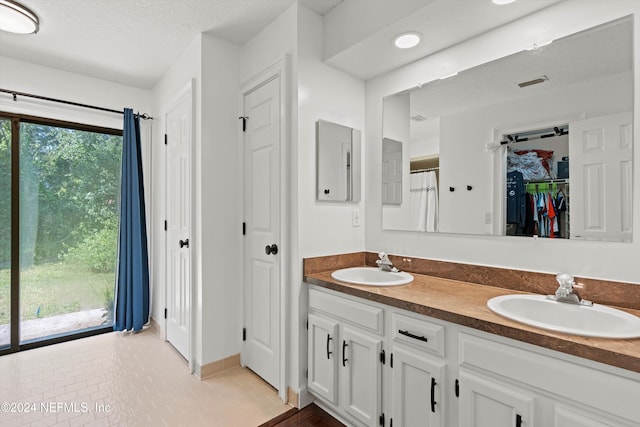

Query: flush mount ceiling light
left=0, top=0, right=39, bottom=34
left=393, top=32, right=422, bottom=49
left=492, top=0, right=516, bottom=5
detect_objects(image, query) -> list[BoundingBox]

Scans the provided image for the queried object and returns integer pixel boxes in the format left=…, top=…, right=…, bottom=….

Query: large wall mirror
left=382, top=16, right=633, bottom=242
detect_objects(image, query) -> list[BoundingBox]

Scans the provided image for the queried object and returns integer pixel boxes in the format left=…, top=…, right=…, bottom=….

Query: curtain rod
left=411, top=167, right=439, bottom=174
left=0, top=88, right=153, bottom=120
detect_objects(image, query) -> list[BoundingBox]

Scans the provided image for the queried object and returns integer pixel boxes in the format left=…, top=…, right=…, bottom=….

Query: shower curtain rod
left=411, top=167, right=440, bottom=173
left=0, top=88, right=153, bottom=120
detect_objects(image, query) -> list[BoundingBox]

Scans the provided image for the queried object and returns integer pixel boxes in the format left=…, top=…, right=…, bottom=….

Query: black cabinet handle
left=398, top=329, right=429, bottom=343
left=430, top=377, right=437, bottom=413
left=516, top=414, right=522, bottom=427
left=179, top=238, right=189, bottom=248
left=265, top=244, right=278, bottom=255
left=326, top=335, right=332, bottom=359
left=342, top=340, right=348, bottom=367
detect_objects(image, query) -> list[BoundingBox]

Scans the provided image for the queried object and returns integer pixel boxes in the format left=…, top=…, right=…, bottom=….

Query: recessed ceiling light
left=393, top=32, right=422, bottom=49
left=0, top=0, right=39, bottom=34
left=492, top=0, right=516, bottom=5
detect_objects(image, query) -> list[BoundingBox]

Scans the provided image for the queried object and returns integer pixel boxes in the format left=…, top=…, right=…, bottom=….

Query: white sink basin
left=331, top=267, right=413, bottom=287
left=487, top=294, right=640, bottom=339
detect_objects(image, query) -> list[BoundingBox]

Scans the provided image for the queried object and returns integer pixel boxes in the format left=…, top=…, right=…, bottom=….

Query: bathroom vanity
left=304, top=254, right=640, bottom=427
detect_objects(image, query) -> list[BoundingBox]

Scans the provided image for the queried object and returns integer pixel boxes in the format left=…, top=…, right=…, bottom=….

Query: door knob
left=265, top=244, right=278, bottom=255
left=179, top=238, right=189, bottom=248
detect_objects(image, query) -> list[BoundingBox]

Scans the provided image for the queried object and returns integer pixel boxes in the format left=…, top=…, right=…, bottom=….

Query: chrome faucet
left=547, top=273, right=592, bottom=306
left=376, top=252, right=398, bottom=272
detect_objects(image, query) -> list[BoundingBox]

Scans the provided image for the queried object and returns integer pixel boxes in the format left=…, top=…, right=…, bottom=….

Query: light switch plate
left=352, top=209, right=361, bottom=227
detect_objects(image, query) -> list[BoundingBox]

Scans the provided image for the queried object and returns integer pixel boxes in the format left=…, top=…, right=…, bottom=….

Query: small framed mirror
left=316, top=119, right=361, bottom=202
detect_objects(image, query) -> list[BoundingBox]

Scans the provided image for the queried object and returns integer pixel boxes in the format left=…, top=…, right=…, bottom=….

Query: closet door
left=570, top=112, right=632, bottom=242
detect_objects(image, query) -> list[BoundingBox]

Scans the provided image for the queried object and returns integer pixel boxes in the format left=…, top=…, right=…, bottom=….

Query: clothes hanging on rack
left=507, top=179, right=569, bottom=238
left=524, top=182, right=567, bottom=238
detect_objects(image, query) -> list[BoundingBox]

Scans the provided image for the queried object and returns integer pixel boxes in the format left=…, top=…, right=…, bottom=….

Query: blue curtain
left=114, top=108, right=150, bottom=331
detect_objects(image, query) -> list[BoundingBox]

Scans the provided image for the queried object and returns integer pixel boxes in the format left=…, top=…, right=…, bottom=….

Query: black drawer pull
left=326, top=334, right=332, bottom=359
left=398, top=329, right=429, bottom=343
left=342, top=340, right=348, bottom=367
left=430, top=377, right=437, bottom=413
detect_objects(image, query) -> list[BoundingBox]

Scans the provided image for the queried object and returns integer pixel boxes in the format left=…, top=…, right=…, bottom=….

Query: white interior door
left=165, top=86, right=192, bottom=360
left=570, top=112, right=633, bottom=241
left=243, top=75, right=281, bottom=389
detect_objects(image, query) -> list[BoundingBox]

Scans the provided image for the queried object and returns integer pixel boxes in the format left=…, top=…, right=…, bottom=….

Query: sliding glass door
left=1, top=114, right=122, bottom=351
left=0, top=118, right=11, bottom=350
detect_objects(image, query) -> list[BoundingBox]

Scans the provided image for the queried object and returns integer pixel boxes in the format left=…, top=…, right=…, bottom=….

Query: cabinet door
left=341, top=326, right=383, bottom=427
left=554, top=405, right=635, bottom=427
left=308, top=313, right=338, bottom=404
left=459, top=370, right=535, bottom=427
left=391, top=345, right=445, bottom=427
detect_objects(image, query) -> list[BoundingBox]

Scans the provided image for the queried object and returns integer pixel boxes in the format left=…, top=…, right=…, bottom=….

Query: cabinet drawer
left=391, top=312, right=445, bottom=358
left=309, top=288, right=384, bottom=335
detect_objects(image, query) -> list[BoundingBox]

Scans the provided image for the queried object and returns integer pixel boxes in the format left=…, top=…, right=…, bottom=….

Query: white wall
left=151, top=33, right=241, bottom=373
left=365, top=0, right=640, bottom=284
left=199, top=34, right=241, bottom=364
left=0, top=56, right=150, bottom=130
left=295, top=2, right=366, bottom=403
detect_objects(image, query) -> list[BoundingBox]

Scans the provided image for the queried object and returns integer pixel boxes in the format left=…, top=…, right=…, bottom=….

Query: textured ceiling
left=0, top=0, right=342, bottom=89
left=0, top=0, right=574, bottom=91
left=324, top=0, right=564, bottom=80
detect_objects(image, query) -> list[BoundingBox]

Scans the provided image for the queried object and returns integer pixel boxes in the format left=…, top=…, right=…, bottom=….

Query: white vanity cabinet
left=308, top=312, right=339, bottom=404
left=458, top=369, right=535, bottom=427
left=457, top=332, right=640, bottom=427
left=307, top=285, right=640, bottom=427
left=308, top=287, right=384, bottom=427
left=388, top=311, right=447, bottom=427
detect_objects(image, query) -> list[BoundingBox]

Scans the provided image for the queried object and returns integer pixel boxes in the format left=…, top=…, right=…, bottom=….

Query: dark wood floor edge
left=258, top=407, right=299, bottom=427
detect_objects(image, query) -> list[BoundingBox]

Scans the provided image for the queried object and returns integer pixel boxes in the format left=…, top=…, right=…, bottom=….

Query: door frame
left=164, top=80, right=195, bottom=372
left=239, top=57, right=289, bottom=402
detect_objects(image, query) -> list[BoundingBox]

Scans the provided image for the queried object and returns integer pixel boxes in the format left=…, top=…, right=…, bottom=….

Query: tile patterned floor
left=0, top=326, right=291, bottom=426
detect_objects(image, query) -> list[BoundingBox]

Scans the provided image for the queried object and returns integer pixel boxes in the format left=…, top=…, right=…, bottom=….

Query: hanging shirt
left=506, top=171, right=526, bottom=226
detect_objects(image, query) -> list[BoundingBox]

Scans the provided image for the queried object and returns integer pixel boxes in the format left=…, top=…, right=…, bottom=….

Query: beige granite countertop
left=304, top=269, right=640, bottom=374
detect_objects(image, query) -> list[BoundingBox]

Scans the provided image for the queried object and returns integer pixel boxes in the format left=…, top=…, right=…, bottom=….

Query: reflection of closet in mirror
left=504, top=125, right=570, bottom=239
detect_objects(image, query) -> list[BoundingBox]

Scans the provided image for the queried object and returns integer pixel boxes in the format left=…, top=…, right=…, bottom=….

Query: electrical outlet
left=352, top=209, right=361, bottom=227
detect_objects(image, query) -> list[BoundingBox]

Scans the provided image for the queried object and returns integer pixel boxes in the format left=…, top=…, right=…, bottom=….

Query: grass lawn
left=0, top=261, right=114, bottom=324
